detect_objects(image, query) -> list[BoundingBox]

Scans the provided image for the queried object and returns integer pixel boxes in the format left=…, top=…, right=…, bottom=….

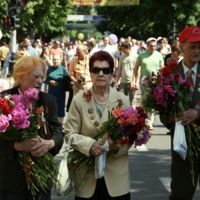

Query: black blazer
left=0, top=87, right=63, bottom=192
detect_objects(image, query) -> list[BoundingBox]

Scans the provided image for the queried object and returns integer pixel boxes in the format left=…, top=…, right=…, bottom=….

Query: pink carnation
left=12, top=107, right=31, bottom=129
left=117, top=115, right=126, bottom=126
left=153, top=86, right=167, bottom=108
left=125, top=112, right=138, bottom=126
left=112, top=108, right=124, bottom=118
left=165, top=85, right=176, bottom=96
left=0, top=114, right=12, bottom=133
left=124, top=106, right=138, bottom=118
left=11, top=94, right=24, bottom=105
left=24, top=88, right=39, bottom=103
left=178, top=76, right=185, bottom=85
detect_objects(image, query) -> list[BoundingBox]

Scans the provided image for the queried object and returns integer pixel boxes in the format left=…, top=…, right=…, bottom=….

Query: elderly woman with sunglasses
left=64, top=51, right=131, bottom=200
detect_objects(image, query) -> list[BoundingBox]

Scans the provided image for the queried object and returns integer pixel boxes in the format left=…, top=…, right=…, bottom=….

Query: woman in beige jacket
left=65, top=51, right=132, bottom=200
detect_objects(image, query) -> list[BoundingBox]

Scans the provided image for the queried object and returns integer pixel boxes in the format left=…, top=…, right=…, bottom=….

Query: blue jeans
left=1, top=51, right=11, bottom=78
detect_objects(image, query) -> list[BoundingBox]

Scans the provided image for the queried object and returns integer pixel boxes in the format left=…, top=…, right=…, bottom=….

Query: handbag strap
left=63, top=136, right=73, bottom=159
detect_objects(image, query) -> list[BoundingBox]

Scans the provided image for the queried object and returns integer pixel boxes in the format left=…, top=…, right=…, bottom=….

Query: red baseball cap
left=179, top=26, right=200, bottom=43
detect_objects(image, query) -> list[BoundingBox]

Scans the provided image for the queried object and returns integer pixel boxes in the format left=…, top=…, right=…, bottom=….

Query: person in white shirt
left=131, top=39, right=139, bottom=54
left=88, top=40, right=100, bottom=58
left=64, top=42, right=75, bottom=70
left=99, top=36, right=115, bottom=58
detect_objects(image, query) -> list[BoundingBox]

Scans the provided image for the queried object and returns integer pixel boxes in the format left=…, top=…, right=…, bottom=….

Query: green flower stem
left=18, top=151, right=60, bottom=199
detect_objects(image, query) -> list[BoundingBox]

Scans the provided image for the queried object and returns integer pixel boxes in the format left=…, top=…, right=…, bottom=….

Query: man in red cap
left=160, top=25, right=200, bottom=199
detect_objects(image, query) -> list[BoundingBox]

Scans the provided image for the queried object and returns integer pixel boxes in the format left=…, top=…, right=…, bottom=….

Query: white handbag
left=55, top=137, right=75, bottom=196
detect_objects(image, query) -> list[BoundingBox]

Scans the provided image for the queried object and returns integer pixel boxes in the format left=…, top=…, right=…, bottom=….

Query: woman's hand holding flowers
left=90, top=142, right=104, bottom=157
left=107, top=138, right=120, bottom=151
left=102, top=133, right=120, bottom=151
left=14, top=136, right=55, bottom=157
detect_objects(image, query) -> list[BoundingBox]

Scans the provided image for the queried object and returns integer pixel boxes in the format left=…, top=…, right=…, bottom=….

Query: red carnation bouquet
left=100, top=106, right=150, bottom=147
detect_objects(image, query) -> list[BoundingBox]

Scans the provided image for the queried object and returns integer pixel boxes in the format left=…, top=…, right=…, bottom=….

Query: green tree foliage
left=0, top=0, right=72, bottom=38
left=20, top=0, right=71, bottom=34
left=96, top=0, right=200, bottom=41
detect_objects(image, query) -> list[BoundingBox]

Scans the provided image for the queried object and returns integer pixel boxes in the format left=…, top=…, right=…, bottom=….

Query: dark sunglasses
left=91, top=67, right=111, bottom=74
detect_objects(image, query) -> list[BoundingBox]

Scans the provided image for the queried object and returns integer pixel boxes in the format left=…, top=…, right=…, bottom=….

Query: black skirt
left=75, top=177, right=131, bottom=200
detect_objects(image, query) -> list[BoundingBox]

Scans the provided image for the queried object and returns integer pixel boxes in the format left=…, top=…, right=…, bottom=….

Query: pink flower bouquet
left=0, top=88, right=60, bottom=199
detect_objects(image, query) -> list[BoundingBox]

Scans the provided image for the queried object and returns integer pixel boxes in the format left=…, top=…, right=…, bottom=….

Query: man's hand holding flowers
left=176, top=109, right=198, bottom=126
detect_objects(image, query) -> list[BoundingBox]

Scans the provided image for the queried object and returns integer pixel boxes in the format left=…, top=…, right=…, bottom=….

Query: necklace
left=94, top=93, right=108, bottom=105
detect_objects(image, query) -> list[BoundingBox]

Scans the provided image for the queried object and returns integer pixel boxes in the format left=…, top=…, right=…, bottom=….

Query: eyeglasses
left=33, top=74, right=45, bottom=80
left=91, top=67, right=111, bottom=74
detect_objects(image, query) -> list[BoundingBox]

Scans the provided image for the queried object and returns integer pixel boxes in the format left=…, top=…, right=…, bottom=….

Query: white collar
left=182, top=61, right=198, bottom=75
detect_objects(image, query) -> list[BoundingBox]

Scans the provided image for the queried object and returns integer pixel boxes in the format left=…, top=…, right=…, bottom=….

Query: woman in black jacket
left=0, top=56, right=63, bottom=200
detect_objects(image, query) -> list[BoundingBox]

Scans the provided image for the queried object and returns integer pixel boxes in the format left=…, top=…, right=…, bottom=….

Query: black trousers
left=75, top=177, right=131, bottom=200
left=0, top=60, right=5, bottom=70
left=0, top=188, right=51, bottom=200
left=169, top=137, right=200, bottom=200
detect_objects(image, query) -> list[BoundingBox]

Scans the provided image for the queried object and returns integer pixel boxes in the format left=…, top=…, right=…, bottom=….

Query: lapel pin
left=88, top=108, right=94, bottom=114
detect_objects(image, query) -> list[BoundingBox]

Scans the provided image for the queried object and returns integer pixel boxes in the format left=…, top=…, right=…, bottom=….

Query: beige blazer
left=64, top=86, right=131, bottom=198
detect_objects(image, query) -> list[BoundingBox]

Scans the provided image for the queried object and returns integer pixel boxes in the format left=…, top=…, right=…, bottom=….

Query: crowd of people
left=0, top=34, right=180, bottom=113
left=0, top=25, right=200, bottom=200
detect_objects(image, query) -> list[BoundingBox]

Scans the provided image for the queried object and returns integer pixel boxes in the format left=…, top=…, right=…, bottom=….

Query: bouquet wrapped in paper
left=0, top=88, right=60, bottom=199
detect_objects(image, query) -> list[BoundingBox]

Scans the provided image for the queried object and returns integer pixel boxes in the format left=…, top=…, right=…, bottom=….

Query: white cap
left=157, top=36, right=162, bottom=41
left=146, top=37, right=157, bottom=43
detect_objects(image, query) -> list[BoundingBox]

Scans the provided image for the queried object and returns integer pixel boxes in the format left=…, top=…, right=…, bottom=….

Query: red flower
left=136, top=107, right=147, bottom=118
left=112, top=108, right=124, bottom=118
left=120, top=137, right=129, bottom=145
left=162, top=66, right=171, bottom=77
left=0, top=97, right=14, bottom=115
left=126, top=113, right=138, bottom=125
left=168, top=60, right=178, bottom=69
left=174, top=73, right=180, bottom=80
left=35, top=107, right=42, bottom=114
left=117, top=115, right=126, bottom=126
left=182, top=81, right=191, bottom=89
